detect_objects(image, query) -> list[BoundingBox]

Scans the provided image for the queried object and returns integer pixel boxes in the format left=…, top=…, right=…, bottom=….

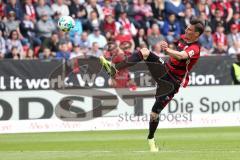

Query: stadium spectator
left=228, top=41, right=240, bottom=55
left=212, top=23, right=228, bottom=51
left=36, top=0, right=54, bottom=19
left=68, top=0, right=87, bottom=20
left=4, top=11, right=21, bottom=36
left=105, top=31, right=116, bottom=43
left=87, top=27, right=107, bottom=48
left=195, top=0, right=211, bottom=18
left=69, top=17, right=83, bottom=43
left=102, top=14, right=116, bottom=35
left=180, top=7, right=194, bottom=33
left=58, top=30, right=73, bottom=50
left=56, top=41, right=71, bottom=60
left=210, top=0, right=233, bottom=23
left=147, top=23, right=165, bottom=50
left=227, top=24, right=240, bottom=48
left=25, top=48, right=36, bottom=59
left=68, top=0, right=88, bottom=30
left=51, top=0, right=70, bottom=16
left=184, top=2, right=196, bottom=16
left=22, top=0, right=36, bottom=22
left=199, top=11, right=210, bottom=27
left=0, top=15, right=7, bottom=37
left=78, top=32, right=90, bottom=55
left=70, top=43, right=85, bottom=59
left=133, top=28, right=148, bottom=50
left=213, top=42, right=227, bottom=55
left=152, top=42, right=165, bottom=57
left=36, top=12, right=56, bottom=41
left=150, top=0, right=165, bottom=24
left=87, top=10, right=102, bottom=31
left=164, top=0, right=185, bottom=18
left=114, top=0, right=135, bottom=21
left=133, top=0, right=153, bottom=29
left=6, top=46, right=20, bottom=59
left=0, top=0, right=5, bottom=17
left=20, top=14, right=41, bottom=49
left=162, top=14, right=181, bottom=43
left=210, top=9, right=226, bottom=33
left=227, top=11, right=240, bottom=33
left=199, top=26, right=214, bottom=55
left=0, top=30, right=6, bottom=58
left=230, top=0, right=240, bottom=14
left=6, top=30, right=24, bottom=58
left=115, top=26, right=133, bottom=45
left=86, top=0, right=104, bottom=20
left=86, top=41, right=103, bottom=58
left=4, top=0, right=23, bottom=20
left=116, top=11, right=137, bottom=37
left=39, top=47, right=55, bottom=59
left=42, top=31, right=60, bottom=55
left=102, top=0, right=114, bottom=17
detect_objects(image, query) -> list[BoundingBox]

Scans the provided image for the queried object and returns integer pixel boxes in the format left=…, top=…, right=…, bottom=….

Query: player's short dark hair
left=190, top=17, right=205, bottom=35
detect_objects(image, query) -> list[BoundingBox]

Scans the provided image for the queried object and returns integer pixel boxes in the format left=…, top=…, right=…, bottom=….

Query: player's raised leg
left=99, top=48, right=150, bottom=76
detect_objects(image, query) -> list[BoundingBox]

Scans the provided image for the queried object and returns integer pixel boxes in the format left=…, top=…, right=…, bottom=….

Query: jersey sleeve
left=184, top=44, right=200, bottom=59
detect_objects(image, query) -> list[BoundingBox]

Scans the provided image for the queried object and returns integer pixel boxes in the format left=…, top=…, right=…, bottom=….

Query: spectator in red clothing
left=133, top=0, right=154, bottom=29
left=102, top=14, right=116, bottom=35
left=102, top=0, right=114, bottom=17
left=115, top=26, right=135, bottom=51
left=22, top=0, right=36, bottom=22
left=227, top=11, right=240, bottom=32
left=210, top=0, right=233, bottom=23
left=116, top=12, right=137, bottom=38
left=0, top=1, right=5, bottom=17
left=213, top=23, right=228, bottom=51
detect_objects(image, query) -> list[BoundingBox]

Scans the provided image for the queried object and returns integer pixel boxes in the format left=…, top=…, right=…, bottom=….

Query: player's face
left=185, top=25, right=199, bottom=41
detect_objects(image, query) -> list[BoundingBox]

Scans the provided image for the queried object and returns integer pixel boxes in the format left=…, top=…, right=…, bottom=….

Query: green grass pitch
left=0, top=127, right=240, bottom=160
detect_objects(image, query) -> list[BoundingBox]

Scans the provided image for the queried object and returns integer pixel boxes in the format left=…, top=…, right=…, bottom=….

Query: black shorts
left=145, top=52, right=180, bottom=114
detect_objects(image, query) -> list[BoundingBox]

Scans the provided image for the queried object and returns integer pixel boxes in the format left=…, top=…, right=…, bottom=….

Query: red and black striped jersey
left=166, top=35, right=201, bottom=87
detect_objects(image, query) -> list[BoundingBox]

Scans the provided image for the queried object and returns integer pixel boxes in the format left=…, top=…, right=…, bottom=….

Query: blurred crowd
left=0, top=0, right=239, bottom=60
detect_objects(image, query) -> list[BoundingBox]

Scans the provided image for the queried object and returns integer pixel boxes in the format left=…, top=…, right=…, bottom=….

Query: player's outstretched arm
left=165, top=48, right=188, bottom=60
left=159, top=41, right=188, bottom=60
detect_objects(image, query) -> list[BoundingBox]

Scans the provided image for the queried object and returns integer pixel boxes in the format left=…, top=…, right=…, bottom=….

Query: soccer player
left=100, top=18, right=204, bottom=152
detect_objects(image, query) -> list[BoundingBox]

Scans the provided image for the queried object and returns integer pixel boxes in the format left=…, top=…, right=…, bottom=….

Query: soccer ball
left=58, top=16, right=75, bottom=32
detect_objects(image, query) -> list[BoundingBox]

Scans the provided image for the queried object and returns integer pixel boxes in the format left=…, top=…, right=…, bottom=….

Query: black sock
left=115, top=50, right=143, bottom=70
left=147, top=117, right=159, bottom=139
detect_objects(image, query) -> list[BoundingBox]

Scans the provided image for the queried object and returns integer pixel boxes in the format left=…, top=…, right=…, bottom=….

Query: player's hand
left=159, top=41, right=168, bottom=51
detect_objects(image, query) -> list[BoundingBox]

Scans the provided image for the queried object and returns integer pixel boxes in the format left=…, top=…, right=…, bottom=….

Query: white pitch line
left=1, top=150, right=240, bottom=153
